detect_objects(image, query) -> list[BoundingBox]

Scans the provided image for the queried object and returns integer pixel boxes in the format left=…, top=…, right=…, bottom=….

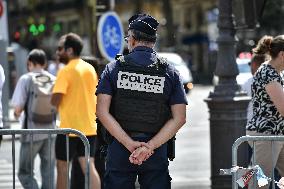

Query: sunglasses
left=124, top=35, right=130, bottom=43
left=124, top=34, right=136, bottom=43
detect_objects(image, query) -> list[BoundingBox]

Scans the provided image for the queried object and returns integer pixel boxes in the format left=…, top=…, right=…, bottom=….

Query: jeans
left=104, top=137, right=171, bottom=189
left=18, top=138, right=55, bottom=189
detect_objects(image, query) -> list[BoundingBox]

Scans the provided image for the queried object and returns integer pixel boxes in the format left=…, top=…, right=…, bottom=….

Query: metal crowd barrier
left=0, top=129, right=90, bottom=189
left=231, top=135, right=284, bottom=189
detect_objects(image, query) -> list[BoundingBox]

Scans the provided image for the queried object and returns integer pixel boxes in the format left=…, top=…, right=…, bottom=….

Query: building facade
left=7, top=0, right=218, bottom=81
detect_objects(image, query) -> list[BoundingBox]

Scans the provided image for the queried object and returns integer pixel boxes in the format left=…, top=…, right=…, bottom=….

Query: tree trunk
left=134, top=0, right=143, bottom=14
left=162, top=0, right=175, bottom=47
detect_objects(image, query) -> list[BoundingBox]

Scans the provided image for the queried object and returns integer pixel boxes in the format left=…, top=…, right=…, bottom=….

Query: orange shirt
left=53, top=58, right=98, bottom=136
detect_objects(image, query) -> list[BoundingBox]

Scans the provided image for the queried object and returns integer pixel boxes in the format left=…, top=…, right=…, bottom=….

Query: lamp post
left=205, top=0, right=250, bottom=188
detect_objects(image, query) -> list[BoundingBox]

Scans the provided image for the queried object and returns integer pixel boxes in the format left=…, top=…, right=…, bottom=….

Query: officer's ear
left=131, top=37, right=137, bottom=47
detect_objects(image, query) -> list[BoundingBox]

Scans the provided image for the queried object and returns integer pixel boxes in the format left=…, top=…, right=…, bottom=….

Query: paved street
left=0, top=84, right=213, bottom=189
left=170, top=84, right=212, bottom=189
left=0, top=159, right=22, bottom=189
left=0, top=136, right=22, bottom=189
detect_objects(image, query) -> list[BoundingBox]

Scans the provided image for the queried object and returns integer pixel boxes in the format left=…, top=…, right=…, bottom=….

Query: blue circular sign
left=97, top=12, right=124, bottom=61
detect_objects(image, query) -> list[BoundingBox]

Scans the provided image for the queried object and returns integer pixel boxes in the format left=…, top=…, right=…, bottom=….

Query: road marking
left=171, top=175, right=211, bottom=185
left=0, top=159, right=23, bottom=189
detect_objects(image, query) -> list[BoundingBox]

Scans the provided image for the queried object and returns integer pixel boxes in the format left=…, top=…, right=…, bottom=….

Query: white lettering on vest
left=117, top=71, right=165, bottom=94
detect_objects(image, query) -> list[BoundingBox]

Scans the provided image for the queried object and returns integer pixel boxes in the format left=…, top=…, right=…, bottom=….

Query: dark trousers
left=104, top=137, right=171, bottom=189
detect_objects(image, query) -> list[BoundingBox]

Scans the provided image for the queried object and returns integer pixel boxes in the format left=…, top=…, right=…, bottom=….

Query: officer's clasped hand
left=129, top=145, right=154, bottom=165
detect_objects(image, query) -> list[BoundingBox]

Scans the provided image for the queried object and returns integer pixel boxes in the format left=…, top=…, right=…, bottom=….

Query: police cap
left=128, top=14, right=159, bottom=36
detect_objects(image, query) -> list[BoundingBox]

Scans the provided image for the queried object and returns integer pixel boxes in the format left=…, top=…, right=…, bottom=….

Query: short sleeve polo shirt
left=96, top=47, right=188, bottom=106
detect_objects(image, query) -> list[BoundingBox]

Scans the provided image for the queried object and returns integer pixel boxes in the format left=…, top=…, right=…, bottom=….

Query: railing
left=0, top=129, right=90, bottom=189
left=231, top=136, right=284, bottom=189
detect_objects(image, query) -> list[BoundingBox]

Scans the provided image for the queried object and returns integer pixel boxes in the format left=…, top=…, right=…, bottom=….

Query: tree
left=134, top=0, right=143, bottom=13
left=162, top=0, right=175, bottom=47
left=259, top=0, right=284, bottom=34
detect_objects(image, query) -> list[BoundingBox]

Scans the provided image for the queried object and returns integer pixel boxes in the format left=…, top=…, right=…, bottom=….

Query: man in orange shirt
left=51, top=33, right=100, bottom=189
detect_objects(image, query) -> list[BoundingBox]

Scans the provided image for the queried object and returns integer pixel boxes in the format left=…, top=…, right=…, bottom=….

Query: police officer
left=96, top=13, right=187, bottom=189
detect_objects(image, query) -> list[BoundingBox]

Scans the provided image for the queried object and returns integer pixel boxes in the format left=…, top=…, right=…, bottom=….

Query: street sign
left=0, top=0, right=8, bottom=42
left=0, top=1, right=3, bottom=18
left=97, top=11, right=124, bottom=61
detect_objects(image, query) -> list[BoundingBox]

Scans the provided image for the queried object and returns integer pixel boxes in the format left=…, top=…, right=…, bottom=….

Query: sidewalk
left=169, top=85, right=211, bottom=189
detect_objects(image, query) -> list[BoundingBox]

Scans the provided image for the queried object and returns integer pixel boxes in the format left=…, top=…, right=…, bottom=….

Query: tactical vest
left=111, top=55, right=171, bottom=134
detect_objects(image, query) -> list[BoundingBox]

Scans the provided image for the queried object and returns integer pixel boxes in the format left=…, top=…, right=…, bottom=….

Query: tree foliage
left=259, top=0, right=284, bottom=33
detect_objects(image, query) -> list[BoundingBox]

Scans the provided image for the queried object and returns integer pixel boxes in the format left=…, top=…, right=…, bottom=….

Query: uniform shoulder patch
left=116, top=55, right=125, bottom=63
left=148, top=54, right=168, bottom=68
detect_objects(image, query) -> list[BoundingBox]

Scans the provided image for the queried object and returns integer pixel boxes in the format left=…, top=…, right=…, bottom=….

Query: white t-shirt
left=47, top=62, right=65, bottom=76
left=242, top=76, right=253, bottom=122
left=0, top=65, right=5, bottom=128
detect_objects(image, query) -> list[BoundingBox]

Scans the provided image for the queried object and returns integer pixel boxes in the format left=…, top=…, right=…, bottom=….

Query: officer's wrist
left=147, top=141, right=157, bottom=151
left=121, top=135, right=134, bottom=149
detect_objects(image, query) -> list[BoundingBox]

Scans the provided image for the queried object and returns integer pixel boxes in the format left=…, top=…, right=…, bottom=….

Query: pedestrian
left=51, top=33, right=101, bottom=189
left=241, top=53, right=269, bottom=123
left=11, top=49, right=56, bottom=189
left=246, top=35, right=284, bottom=189
left=96, top=13, right=187, bottom=188
left=47, top=56, right=65, bottom=76
left=70, top=56, right=105, bottom=189
left=0, top=64, right=5, bottom=147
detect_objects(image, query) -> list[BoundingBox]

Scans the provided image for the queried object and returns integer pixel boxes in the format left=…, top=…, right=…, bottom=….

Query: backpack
left=26, top=72, right=56, bottom=124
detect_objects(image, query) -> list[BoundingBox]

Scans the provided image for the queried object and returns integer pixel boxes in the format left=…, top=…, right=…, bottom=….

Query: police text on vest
left=117, top=71, right=165, bottom=93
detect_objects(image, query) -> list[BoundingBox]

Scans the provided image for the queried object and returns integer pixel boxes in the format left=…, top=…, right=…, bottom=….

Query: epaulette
left=115, top=54, right=125, bottom=63
left=148, top=54, right=168, bottom=69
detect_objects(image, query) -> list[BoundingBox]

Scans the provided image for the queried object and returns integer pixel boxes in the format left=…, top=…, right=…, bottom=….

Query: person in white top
left=241, top=53, right=269, bottom=122
left=0, top=64, right=5, bottom=146
left=12, top=49, right=56, bottom=189
left=47, top=57, right=65, bottom=76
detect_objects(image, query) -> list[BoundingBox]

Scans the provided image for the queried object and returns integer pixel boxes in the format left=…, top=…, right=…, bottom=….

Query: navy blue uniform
left=96, top=46, right=188, bottom=189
